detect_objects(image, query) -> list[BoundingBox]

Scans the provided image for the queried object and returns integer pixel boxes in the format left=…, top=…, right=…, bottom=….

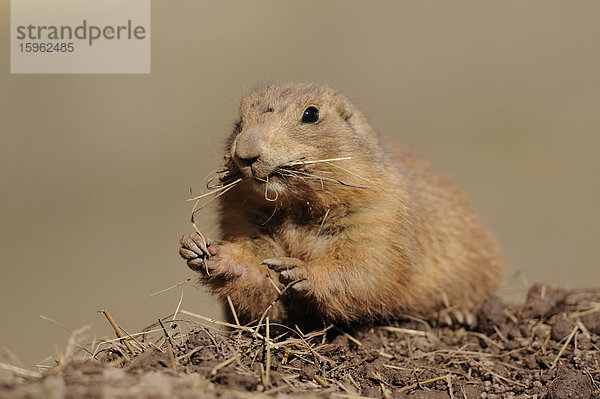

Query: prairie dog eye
left=301, top=106, right=319, bottom=124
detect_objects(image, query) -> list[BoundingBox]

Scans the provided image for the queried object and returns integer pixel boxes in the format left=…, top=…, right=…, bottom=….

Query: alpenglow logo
left=15, top=20, right=147, bottom=46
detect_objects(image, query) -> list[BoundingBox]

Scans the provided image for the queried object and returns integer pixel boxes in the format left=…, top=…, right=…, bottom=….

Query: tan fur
left=181, top=82, right=505, bottom=326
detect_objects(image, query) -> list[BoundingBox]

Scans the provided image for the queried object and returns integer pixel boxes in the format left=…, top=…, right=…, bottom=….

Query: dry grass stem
left=446, top=374, right=454, bottom=399
left=0, top=362, right=42, bottom=379
left=313, top=374, right=330, bottom=388
left=483, top=368, right=528, bottom=387
left=158, top=318, right=177, bottom=371
left=264, top=317, right=271, bottom=389
left=254, top=278, right=307, bottom=336
left=397, top=374, right=449, bottom=393
left=379, top=326, right=431, bottom=338
left=266, top=272, right=282, bottom=295
left=210, top=356, right=236, bottom=376
left=170, top=291, right=185, bottom=323
left=493, top=325, right=508, bottom=344
left=576, top=318, right=592, bottom=340
left=180, top=309, right=265, bottom=340
left=253, top=175, right=279, bottom=201
left=282, top=156, right=352, bottom=167
left=39, top=315, right=96, bottom=360
left=98, top=310, right=135, bottom=355
left=38, top=314, right=74, bottom=333
left=570, top=304, right=600, bottom=318
left=334, top=327, right=362, bottom=347
left=187, top=178, right=243, bottom=202
left=550, top=324, right=579, bottom=370
left=467, top=332, right=504, bottom=349
left=190, top=178, right=242, bottom=220
left=325, top=161, right=406, bottom=205
left=227, top=295, right=241, bottom=327
left=277, top=169, right=370, bottom=189
left=150, top=278, right=191, bottom=297
left=96, top=328, right=163, bottom=346
left=276, top=156, right=371, bottom=189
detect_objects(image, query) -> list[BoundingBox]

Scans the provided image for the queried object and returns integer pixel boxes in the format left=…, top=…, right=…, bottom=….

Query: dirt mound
left=2, top=284, right=599, bottom=398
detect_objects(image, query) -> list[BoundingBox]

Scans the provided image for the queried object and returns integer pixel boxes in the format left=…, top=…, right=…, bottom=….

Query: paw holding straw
left=179, top=232, right=217, bottom=275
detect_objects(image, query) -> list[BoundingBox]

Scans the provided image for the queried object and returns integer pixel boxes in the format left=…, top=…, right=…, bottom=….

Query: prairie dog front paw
left=261, top=257, right=309, bottom=293
left=179, top=232, right=218, bottom=274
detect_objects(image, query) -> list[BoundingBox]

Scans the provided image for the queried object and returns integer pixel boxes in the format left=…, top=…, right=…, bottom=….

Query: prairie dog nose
left=235, top=127, right=264, bottom=161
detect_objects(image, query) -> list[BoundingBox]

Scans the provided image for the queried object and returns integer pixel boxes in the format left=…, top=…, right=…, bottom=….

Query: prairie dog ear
left=335, top=94, right=353, bottom=121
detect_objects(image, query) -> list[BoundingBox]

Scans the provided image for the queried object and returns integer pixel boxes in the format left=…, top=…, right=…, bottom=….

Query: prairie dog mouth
left=253, top=172, right=283, bottom=185
left=251, top=173, right=286, bottom=201
left=231, top=156, right=363, bottom=198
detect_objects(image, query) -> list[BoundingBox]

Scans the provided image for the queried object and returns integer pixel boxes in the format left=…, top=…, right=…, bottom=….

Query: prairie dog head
left=225, top=83, right=381, bottom=203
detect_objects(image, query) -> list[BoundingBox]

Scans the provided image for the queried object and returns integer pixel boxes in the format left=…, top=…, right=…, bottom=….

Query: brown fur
left=180, top=82, right=505, bottom=326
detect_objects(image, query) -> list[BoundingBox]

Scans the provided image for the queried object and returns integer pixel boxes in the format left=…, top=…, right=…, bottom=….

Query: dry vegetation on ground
left=1, top=284, right=599, bottom=398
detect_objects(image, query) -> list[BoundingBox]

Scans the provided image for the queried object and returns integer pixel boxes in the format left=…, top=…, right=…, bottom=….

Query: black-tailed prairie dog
left=179, top=82, right=504, bottom=327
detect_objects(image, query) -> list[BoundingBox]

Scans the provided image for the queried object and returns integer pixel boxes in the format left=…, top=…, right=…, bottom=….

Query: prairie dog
left=179, top=82, right=504, bottom=326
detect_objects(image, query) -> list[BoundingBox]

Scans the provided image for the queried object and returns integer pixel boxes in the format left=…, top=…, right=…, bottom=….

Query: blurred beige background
left=1, top=1, right=599, bottom=369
